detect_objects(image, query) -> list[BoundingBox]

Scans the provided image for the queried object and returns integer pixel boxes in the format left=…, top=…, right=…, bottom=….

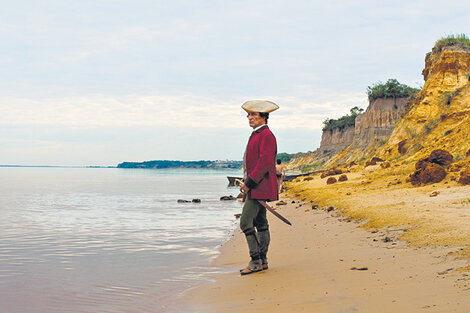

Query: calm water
left=0, top=167, right=243, bottom=313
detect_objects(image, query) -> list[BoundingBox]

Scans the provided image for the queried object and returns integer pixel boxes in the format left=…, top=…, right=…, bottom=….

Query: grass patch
left=434, top=34, right=470, bottom=54
left=424, top=118, right=441, bottom=133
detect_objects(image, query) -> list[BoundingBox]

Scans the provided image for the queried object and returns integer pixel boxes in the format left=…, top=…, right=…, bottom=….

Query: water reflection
left=0, top=168, right=242, bottom=313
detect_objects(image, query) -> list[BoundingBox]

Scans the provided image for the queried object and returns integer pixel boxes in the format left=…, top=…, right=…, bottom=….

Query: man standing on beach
left=238, top=100, right=279, bottom=275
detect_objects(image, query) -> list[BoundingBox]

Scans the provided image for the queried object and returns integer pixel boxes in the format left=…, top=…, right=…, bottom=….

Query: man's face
left=247, top=112, right=265, bottom=129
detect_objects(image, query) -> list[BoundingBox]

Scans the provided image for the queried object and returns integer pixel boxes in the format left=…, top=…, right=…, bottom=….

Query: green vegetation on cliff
left=322, top=106, right=364, bottom=131
left=367, top=79, right=420, bottom=102
left=434, top=34, right=470, bottom=54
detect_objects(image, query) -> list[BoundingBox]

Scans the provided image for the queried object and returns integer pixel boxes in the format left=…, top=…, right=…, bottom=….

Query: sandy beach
left=185, top=165, right=470, bottom=313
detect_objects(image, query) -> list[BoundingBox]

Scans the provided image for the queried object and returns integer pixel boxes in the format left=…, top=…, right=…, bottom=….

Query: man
left=239, top=100, right=279, bottom=275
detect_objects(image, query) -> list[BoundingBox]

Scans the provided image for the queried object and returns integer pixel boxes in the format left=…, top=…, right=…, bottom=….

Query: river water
left=0, top=167, right=243, bottom=313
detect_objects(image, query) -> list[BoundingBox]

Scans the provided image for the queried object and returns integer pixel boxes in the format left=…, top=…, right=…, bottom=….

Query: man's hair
left=259, top=112, right=269, bottom=123
left=277, top=159, right=281, bottom=165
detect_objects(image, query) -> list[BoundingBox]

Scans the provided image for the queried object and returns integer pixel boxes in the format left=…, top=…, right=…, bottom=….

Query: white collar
left=253, top=124, right=266, bottom=132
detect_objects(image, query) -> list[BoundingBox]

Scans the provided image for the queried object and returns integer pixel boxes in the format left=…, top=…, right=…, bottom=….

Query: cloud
left=0, top=91, right=366, bottom=132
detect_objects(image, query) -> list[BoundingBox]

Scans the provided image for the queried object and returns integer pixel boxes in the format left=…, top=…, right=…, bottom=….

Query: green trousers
left=240, top=197, right=269, bottom=234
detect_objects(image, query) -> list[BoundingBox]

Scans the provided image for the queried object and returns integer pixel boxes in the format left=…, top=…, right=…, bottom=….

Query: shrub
left=367, top=79, right=420, bottom=102
left=322, top=106, right=364, bottom=131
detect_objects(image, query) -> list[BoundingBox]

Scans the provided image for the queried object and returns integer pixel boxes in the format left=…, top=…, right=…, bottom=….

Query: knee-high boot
left=257, top=229, right=270, bottom=269
left=240, top=230, right=262, bottom=275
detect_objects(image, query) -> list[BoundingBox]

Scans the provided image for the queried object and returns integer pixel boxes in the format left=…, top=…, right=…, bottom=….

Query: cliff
left=332, top=97, right=407, bottom=164
left=288, top=125, right=355, bottom=170
left=376, top=48, right=470, bottom=162
left=289, top=39, right=470, bottom=171
left=289, top=97, right=407, bottom=170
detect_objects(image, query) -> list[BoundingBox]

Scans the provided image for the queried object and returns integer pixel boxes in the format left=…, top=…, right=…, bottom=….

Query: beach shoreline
left=184, top=167, right=470, bottom=313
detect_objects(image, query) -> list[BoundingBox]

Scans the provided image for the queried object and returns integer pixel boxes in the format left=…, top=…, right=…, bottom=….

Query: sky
left=1, top=0, right=469, bottom=166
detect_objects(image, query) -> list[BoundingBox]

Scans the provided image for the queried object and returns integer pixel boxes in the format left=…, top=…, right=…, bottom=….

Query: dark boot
left=240, top=231, right=262, bottom=275
left=258, top=229, right=270, bottom=270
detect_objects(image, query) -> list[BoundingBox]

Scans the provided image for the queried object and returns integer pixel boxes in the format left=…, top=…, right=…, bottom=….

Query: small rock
left=383, top=237, right=392, bottom=243
left=220, top=195, right=236, bottom=201
left=371, top=157, right=384, bottom=163
left=312, top=205, right=318, bottom=210
left=381, top=161, right=391, bottom=169
left=276, top=200, right=287, bottom=205
left=192, top=198, right=201, bottom=203
left=303, top=176, right=314, bottom=181
left=430, top=191, right=440, bottom=197
left=291, top=201, right=296, bottom=204
left=326, top=177, right=337, bottom=184
left=177, top=199, right=191, bottom=203
left=398, top=139, right=408, bottom=154
left=350, top=267, right=368, bottom=271
left=338, top=174, right=348, bottom=182
left=234, top=213, right=242, bottom=219
left=326, top=206, right=334, bottom=212
left=458, top=167, right=470, bottom=185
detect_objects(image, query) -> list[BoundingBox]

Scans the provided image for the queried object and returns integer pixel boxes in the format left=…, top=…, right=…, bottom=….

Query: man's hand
left=239, top=183, right=249, bottom=194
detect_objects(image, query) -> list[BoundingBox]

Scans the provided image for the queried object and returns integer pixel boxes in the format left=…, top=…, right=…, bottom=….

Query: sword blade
left=258, top=200, right=292, bottom=226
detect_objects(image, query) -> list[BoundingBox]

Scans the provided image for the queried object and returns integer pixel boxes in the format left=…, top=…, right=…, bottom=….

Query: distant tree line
left=322, top=106, right=364, bottom=131
left=276, top=152, right=295, bottom=163
left=367, top=79, right=420, bottom=102
left=117, top=160, right=242, bottom=169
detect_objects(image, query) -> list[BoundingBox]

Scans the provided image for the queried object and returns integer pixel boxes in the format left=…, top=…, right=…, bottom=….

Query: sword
left=234, top=179, right=292, bottom=226
left=258, top=200, right=292, bottom=226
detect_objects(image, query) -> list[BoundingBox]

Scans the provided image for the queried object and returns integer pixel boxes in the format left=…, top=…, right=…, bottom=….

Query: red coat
left=243, top=125, right=278, bottom=201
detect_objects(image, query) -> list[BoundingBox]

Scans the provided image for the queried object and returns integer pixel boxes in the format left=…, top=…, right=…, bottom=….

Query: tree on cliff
left=322, top=106, right=364, bottom=131
left=367, top=78, right=419, bottom=101
left=367, top=79, right=420, bottom=102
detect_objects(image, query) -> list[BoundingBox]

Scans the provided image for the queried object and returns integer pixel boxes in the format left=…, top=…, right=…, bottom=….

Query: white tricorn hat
left=242, top=100, right=279, bottom=113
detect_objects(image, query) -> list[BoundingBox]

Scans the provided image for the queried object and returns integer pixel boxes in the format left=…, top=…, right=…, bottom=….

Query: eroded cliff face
left=289, top=97, right=407, bottom=170
left=376, top=48, right=470, bottom=162
left=340, top=97, right=407, bottom=161
left=289, top=47, right=470, bottom=171
left=288, top=125, right=354, bottom=170
left=320, top=126, right=355, bottom=153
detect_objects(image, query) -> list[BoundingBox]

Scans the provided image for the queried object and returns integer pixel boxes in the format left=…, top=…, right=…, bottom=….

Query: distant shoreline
left=117, top=159, right=242, bottom=169
left=0, top=165, right=116, bottom=168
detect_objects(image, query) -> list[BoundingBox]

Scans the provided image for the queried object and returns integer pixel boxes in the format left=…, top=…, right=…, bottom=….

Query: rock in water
left=220, top=195, right=236, bottom=201
left=192, top=199, right=201, bottom=203
left=177, top=199, right=191, bottom=203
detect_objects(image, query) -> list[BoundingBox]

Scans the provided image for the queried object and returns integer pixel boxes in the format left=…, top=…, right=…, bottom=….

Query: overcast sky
left=1, top=0, right=469, bottom=166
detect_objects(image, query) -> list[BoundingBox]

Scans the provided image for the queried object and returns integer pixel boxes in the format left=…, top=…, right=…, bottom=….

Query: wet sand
left=184, top=179, right=470, bottom=312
